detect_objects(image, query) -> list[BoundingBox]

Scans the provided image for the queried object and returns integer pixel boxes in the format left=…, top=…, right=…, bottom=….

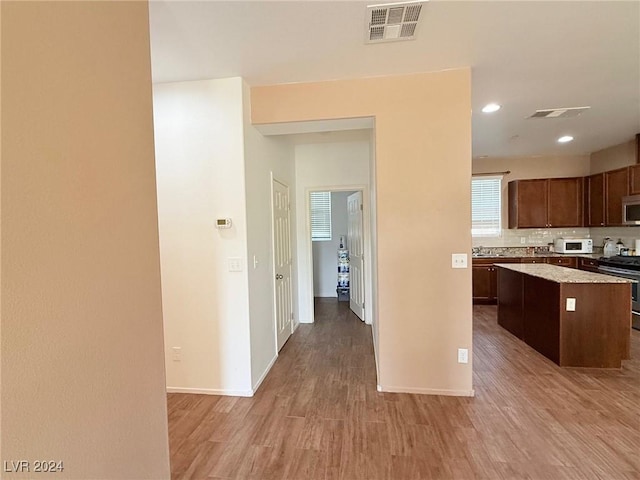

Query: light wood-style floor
left=168, top=299, right=640, bottom=479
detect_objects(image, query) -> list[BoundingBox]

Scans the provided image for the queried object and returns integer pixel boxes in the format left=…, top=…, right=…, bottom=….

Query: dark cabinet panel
left=546, top=257, right=577, bottom=268
left=509, top=179, right=548, bottom=228
left=605, top=167, right=629, bottom=226
left=629, top=164, right=640, bottom=195
left=578, top=257, right=599, bottom=272
left=548, top=178, right=583, bottom=227
left=585, top=173, right=605, bottom=227
left=509, top=178, right=583, bottom=228
left=472, top=265, right=494, bottom=302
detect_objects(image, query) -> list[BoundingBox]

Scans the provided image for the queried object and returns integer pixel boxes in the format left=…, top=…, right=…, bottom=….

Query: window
left=310, top=191, right=332, bottom=241
left=472, top=176, right=502, bottom=237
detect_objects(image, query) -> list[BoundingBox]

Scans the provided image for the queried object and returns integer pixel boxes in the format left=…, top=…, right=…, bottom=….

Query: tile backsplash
left=474, top=226, right=640, bottom=251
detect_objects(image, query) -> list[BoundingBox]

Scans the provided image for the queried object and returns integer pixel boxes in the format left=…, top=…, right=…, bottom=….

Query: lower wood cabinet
left=546, top=257, right=577, bottom=268
left=472, top=256, right=583, bottom=303
left=578, top=257, right=600, bottom=272
left=472, top=258, right=520, bottom=303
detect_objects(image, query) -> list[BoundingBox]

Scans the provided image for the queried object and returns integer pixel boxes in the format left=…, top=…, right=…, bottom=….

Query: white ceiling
left=149, top=1, right=640, bottom=158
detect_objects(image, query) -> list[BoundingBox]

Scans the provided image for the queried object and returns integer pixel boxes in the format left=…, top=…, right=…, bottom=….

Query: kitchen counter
left=494, top=263, right=634, bottom=284
left=495, top=264, right=631, bottom=368
left=472, top=252, right=601, bottom=259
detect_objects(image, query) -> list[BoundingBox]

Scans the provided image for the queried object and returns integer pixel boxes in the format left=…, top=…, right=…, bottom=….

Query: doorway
left=309, top=187, right=368, bottom=322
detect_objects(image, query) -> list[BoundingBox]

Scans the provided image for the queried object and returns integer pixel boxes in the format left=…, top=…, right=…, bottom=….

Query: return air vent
left=365, top=2, right=426, bottom=44
left=528, top=106, right=591, bottom=119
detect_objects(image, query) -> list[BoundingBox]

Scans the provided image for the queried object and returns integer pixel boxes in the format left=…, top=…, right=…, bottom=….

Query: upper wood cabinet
left=629, top=164, right=640, bottom=195
left=605, top=167, right=630, bottom=226
left=585, top=173, right=605, bottom=227
left=509, top=178, right=583, bottom=229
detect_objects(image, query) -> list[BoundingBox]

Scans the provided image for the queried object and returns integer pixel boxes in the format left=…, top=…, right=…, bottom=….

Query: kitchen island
left=495, top=263, right=633, bottom=368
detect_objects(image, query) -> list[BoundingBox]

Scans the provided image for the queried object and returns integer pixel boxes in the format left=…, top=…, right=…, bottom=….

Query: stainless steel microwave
left=622, top=195, right=640, bottom=225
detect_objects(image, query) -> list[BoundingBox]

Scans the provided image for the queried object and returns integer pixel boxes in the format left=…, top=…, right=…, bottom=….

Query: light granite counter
left=473, top=253, right=602, bottom=259
left=494, top=263, right=635, bottom=284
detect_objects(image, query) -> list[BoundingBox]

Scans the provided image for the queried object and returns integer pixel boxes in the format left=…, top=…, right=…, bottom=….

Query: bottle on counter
left=616, top=239, right=624, bottom=255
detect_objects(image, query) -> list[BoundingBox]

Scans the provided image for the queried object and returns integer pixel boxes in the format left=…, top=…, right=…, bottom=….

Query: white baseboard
left=252, top=354, right=278, bottom=393
left=166, top=386, right=253, bottom=397
left=377, top=385, right=475, bottom=397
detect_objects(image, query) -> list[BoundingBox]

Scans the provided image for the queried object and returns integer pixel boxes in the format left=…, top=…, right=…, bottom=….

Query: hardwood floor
left=168, top=299, right=640, bottom=479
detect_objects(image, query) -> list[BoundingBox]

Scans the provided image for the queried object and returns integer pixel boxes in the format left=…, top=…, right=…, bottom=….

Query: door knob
left=276, top=274, right=283, bottom=280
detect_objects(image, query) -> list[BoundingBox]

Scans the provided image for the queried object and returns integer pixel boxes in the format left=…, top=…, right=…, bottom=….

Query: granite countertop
left=472, top=252, right=601, bottom=259
left=494, top=263, right=635, bottom=284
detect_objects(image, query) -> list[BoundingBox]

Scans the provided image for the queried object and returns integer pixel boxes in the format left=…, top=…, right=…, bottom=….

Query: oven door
left=598, top=265, right=640, bottom=330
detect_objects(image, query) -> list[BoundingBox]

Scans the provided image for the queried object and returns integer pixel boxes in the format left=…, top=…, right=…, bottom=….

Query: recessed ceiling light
left=482, top=103, right=501, bottom=113
left=558, top=135, right=574, bottom=143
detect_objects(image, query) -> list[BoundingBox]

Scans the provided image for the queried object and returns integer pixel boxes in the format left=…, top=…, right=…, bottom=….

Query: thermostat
left=216, top=218, right=232, bottom=229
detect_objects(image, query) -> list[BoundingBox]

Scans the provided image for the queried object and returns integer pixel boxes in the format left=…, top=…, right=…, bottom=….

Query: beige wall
left=590, top=138, right=637, bottom=174
left=252, top=70, right=473, bottom=395
left=473, top=154, right=590, bottom=237
left=1, top=2, right=170, bottom=478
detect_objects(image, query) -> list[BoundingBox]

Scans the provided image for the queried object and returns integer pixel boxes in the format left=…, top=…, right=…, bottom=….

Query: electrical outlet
left=458, top=348, right=469, bottom=364
left=451, top=253, right=468, bottom=269
left=566, top=298, right=576, bottom=311
left=172, top=347, right=181, bottom=362
left=520, top=237, right=526, bottom=244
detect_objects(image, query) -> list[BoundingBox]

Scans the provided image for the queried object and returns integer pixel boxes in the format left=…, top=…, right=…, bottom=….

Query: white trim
left=166, top=387, right=254, bottom=397
left=378, top=385, right=475, bottom=397
left=252, top=354, right=278, bottom=393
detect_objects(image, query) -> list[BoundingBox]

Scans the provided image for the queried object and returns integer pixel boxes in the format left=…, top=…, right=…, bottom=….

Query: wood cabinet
left=548, top=178, right=584, bottom=227
left=472, top=258, right=520, bottom=303
left=629, top=164, right=640, bottom=195
left=472, top=261, right=495, bottom=303
left=508, top=179, right=547, bottom=228
left=578, top=257, right=600, bottom=272
left=496, top=265, right=630, bottom=368
left=546, top=256, right=577, bottom=268
left=585, top=173, right=606, bottom=227
left=473, top=256, right=577, bottom=303
left=520, top=257, right=546, bottom=264
left=605, top=167, right=630, bottom=226
left=509, top=178, right=583, bottom=229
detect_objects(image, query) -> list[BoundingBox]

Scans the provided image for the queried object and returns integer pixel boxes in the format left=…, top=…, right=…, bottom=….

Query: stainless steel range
left=598, top=255, right=640, bottom=330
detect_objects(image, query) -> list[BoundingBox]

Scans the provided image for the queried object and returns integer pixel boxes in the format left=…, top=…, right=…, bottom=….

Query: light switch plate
left=451, top=253, right=468, bottom=269
left=228, top=257, right=243, bottom=272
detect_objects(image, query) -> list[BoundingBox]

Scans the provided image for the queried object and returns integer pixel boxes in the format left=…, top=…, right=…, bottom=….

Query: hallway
left=168, top=301, right=639, bottom=479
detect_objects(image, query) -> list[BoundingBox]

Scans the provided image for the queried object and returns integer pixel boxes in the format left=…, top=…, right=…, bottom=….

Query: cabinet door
left=509, top=179, right=548, bottom=228
left=605, top=167, right=630, bottom=226
left=578, top=257, right=599, bottom=272
left=521, top=257, right=546, bottom=264
left=585, top=173, right=605, bottom=227
left=547, top=257, right=577, bottom=269
left=472, top=265, right=494, bottom=302
left=629, top=164, right=640, bottom=195
left=547, top=178, right=583, bottom=227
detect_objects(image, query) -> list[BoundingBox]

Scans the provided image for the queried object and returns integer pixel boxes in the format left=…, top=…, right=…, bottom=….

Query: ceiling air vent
left=528, top=106, right=591, bottom=119
left=365, top=1, right=426, bottom=44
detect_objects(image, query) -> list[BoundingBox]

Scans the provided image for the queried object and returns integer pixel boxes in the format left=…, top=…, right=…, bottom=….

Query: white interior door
left=347, top=191, right=365, bottom=321
left=272, top=178, right=293, bottom=351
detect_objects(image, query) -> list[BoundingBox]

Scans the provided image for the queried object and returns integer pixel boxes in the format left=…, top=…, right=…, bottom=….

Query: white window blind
left=472, top=176, right=502, bottom=237
left=310, top=191, right=332, bottom=241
